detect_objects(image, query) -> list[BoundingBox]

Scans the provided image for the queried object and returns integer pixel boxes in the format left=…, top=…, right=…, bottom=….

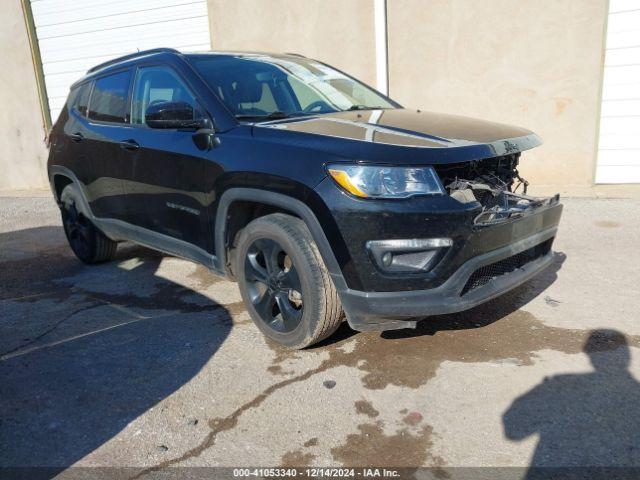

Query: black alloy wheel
left=59, top=184, right=117, bottom=264
left=235, top=213, right=344, bottom=348
left=244, top=238, right=304, bottom=333
left=62, top=200, right=92, bottom=260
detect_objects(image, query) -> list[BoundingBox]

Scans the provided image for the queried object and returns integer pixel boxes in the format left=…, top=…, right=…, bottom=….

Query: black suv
left=48, top=48, right=562, bottom=348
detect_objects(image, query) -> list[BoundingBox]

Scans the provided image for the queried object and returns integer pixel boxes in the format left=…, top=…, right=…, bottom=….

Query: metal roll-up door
left=30, top=0, right=211, bottom=123
left=597, top=0, right=640, bottom=183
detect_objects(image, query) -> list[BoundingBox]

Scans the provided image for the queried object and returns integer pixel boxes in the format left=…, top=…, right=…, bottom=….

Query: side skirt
left=94, top=217, right=222, bottom=275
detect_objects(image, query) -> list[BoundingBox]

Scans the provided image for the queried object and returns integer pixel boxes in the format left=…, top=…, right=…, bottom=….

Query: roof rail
left=86, top=48, right=181, bottom=74
left=284, top=52, right=307, bottom=58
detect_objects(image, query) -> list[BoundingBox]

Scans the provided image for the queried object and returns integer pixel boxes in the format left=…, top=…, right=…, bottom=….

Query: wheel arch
left=51, top=173, right=73, bottom=203
left=48, top=166, right=96, bottom=219
left=214, top=188, right=347, bottom=291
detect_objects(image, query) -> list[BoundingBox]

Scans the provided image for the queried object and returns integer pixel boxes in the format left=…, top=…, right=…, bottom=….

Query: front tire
left=235, top=213, right=344, bottom=349
left=60, top=184, right=117, bottom=264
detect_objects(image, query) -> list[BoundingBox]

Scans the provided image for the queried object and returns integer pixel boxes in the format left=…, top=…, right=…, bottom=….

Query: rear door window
left=88, top=71, right=132, bottom=123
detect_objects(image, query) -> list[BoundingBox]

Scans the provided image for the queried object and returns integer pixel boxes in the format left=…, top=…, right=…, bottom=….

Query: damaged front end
left=435, top=153, right=560, bottom=226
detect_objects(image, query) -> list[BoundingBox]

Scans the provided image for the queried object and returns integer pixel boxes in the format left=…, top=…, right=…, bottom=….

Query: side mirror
left=145, top=101, right=197, bottom=129
left=191, top=117, right=220, bottom=151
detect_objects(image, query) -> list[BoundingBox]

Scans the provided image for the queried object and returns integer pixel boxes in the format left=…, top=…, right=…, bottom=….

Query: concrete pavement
left=1, top=195, right=640, bottom=477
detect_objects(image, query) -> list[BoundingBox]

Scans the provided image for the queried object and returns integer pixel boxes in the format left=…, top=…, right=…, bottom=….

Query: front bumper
left=312, top=176, right=563, bottom=331
left=337, top=225, right=559, bottom=332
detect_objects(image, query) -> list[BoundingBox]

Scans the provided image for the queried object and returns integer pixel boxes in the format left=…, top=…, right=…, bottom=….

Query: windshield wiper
left=235, top=111, right=306, bottom=121
left=345, top=105, right=385, bottom=111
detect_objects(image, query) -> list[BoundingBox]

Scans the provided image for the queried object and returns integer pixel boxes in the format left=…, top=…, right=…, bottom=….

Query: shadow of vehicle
left=503, top=329, right=640, bottom=480
left=0, top=226, right=232, bottom=476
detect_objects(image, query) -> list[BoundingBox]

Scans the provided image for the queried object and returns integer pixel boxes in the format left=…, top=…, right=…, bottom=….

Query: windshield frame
left=186, top=53, right=403, bottom=124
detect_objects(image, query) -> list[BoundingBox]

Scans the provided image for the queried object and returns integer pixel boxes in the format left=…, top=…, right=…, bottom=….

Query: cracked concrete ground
left=1, top=194, right=640, bottom=477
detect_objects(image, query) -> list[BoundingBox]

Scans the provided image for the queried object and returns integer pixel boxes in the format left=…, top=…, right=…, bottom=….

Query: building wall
left=0, top=0, right=612, bottom=193
left=0, top=1, right=49, bottom=190
left=387, top=0, right=609, bottom=192
left=207, top=0, right=378, bottom=87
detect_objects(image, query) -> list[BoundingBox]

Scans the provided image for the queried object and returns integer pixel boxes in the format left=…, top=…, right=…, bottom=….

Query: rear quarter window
left=76, top=83, right=91, bottom=116
left=88, top=70, right=132, bottom=123
left=67, top=82, right=91, bottom=117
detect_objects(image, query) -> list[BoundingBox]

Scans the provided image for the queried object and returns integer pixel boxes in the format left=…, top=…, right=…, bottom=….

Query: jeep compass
left=47, top=48, right=563, bottom=348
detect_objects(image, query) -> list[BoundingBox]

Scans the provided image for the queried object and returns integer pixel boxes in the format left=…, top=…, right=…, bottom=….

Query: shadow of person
left=503, top=329, right=640, bottom=479
left=0, top=226, right=233, bottom=477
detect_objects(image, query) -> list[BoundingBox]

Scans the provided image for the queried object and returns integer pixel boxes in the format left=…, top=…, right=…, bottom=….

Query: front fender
left=214, top=187, right=351, bottom=292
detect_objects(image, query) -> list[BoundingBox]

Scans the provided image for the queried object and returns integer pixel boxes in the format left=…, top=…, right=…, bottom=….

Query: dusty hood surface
left=254, top=108, right=541, bottom=164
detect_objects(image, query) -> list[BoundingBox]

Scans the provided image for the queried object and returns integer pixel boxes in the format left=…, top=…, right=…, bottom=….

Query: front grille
left=460, top=238, right=554, bottom=296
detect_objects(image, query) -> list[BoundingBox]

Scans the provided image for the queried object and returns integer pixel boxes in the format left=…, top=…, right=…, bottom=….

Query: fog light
left=366, top=238, right=452, bottom=273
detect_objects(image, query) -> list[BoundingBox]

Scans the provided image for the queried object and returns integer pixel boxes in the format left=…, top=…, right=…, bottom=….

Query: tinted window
left=131, top=66, right=201, bottom=125
left=66, top=86, right=80, bottom=110
left=76, top=83, right=91, bottom=116
left=88, top=71, right=131, bottom=123
left=66, top=82, right=91, bottom=117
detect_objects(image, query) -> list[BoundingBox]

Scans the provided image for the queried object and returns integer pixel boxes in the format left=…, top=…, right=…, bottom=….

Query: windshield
left=189, top=54, right=397, bottom=120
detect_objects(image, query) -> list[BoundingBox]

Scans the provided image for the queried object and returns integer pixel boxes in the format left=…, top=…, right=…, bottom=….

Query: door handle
left=119, top=139, right=140, bottom=151
left=69, top=132, right=84, bottom=143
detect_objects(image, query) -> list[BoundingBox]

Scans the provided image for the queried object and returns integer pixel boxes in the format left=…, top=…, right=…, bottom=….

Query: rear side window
left=66, top=82, right=91, bottom=117
left=88, top=71, right=132, bottom=123
left=76, top=83, right=91, bottom=116
left=66, top=87, right=80, bottom=110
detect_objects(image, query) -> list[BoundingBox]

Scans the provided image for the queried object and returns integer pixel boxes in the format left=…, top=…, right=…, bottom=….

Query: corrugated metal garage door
left=31, top=0, right=211, bottom=123
left=597, top=0, right=640, bottom=183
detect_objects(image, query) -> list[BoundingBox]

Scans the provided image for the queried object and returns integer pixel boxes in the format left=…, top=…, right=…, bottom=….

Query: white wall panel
left=596, top=4, right=640, bottom=183
left=598, top=149, right=640, bottom=167
left=609, top=0, right=640, bottom=14
left=602, top=82, right=640, bottom=100
left=595, top=165, right=640, bottom=183
left=601, top=98, right=640, bottom=117
left=30, top=0, right=211, bottom=122
left=602, top=64, right=640, bottom=84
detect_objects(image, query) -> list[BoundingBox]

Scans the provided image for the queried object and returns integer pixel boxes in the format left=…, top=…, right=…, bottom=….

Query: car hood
left=252, top=108, right=541, bottom=165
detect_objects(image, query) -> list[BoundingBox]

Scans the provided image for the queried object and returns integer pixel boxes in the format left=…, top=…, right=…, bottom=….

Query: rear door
left=84, top=69, right=135, bottom=221
left=58, top=81, right=92, bottom=184
left=124, top=65, right=212, bottom=254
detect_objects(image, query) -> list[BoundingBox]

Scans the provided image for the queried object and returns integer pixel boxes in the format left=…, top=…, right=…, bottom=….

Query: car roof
left=72, top=48, right=307, bottom=87
left=183, top=51, right=307, bottom=59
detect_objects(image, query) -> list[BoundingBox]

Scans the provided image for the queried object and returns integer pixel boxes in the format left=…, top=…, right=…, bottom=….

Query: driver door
left=123, top=65, right=212, bottom=254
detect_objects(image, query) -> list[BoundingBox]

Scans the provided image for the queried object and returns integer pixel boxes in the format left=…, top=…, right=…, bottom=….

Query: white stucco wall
left=0, top=1, right=49, bottom=190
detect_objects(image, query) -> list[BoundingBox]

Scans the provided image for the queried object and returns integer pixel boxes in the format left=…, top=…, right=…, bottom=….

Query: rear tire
left=235, top=213, right=344, bottom=349
left=60, top=184, right=117, bottom=264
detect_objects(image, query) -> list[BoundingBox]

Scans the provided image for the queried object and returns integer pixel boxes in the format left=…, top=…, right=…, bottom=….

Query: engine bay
left=435, top=153, right=560, bottom=226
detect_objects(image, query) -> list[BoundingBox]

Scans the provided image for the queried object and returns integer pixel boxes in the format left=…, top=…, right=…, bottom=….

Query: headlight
left=327, top=164, right=445, bottom=199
